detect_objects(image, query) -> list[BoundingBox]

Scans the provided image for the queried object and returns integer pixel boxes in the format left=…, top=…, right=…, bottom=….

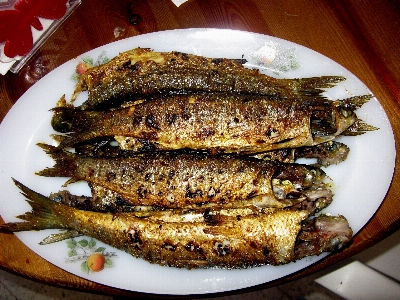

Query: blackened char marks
left=162, top=242, right=177, bottom=251
left=213, top=240, right=232, bottom=256
left=127, top=229, right=142, bottom=249
left=167, top=113, right=178, bottom=125
left=145, top=114, right=161, bottom=130
left=185, top=241, right=204, bottom=255
left=138, top=139, right=158, bottom=152
left=203, top=209, right=225, bottom=226
left=185, top=184, right=203, bottom=199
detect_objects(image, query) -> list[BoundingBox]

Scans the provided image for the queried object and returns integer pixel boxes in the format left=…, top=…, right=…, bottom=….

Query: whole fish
left=51, top=93, right=371, bottom=154
left=36, top=144, right=332, bottom=210
left=66, top=136, right=351, bottom=168
left=43, top=189, right=331, bottom=245
left=0, top=179, right=353, bottom=268
left=71, top=48, right=345, bottom=110
left=50, top=179, right=333, bottom=215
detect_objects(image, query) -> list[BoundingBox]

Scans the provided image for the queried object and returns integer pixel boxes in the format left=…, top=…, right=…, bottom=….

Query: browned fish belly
left=52, top=93, right=370, bottom=154
left=0, top=180, right=353, bottom=269
left=71, top=48, right=345, bottom=110
left=37, top=144, right=332, bottom=210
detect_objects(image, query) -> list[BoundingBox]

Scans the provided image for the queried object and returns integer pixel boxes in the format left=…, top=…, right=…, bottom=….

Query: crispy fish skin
left=72, top=48, right=345, bottom=110
left=71, top=140, right=349, bottom=168
left=4, top=180, right=308, bottom=267
left=51, top=180, right=333, bottom=215
left=52, top=93, right=362, bottom=154
left=0, top=180, right=352, bottom=268
left=36, top=144, right=328, bottom=209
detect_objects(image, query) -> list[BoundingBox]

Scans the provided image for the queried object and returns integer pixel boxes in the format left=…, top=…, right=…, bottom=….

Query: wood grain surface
left=0, top=0, right=399, bottom=297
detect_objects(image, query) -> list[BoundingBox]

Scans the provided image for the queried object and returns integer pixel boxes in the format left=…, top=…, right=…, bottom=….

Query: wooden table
left=0, top=0, right=399, bottom=297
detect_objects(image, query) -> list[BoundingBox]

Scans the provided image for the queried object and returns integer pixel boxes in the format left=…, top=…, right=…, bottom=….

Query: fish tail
left=35, top=143, right=77, bottom=178
left=36, top=142, right=58, bottom=153
left=341, top=119, right=379, bottom=136
left=0, top=179, right=69, bottom=232
left=39, top=230, right=81, bottom=245
left=288, top=76, right=346, bottom=97
left=338, top=94, right=373, bottom=110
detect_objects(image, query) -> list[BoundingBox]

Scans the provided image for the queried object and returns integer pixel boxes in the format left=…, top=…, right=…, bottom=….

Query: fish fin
left=338, top=94, right=373, bottom=110
left=39, top=230, right=81, bottom=245
left=62, top=178, right=80, bottom=187
left=289, top=76, right=346, bottom=97
left=36, top=142, right=58, bottom=153
left=35, top=144, right=77, bottom=178
left=55, top=94, right=74, bottom=108
left=0, top=179, right=68, bottom=233
left=294, top=141, right=350, bottom=167
left=341, top=119, right=379, bottom=136
left=50, top=134, right=67, bottom=144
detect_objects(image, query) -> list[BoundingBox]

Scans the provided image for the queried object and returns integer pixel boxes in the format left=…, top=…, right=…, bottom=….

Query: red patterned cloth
left=0, top=0, right=68, bottom=58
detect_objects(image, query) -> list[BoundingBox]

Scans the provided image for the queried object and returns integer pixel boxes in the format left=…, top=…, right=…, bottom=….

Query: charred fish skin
left=70, top=139, right=349, bottom=168
left=72, top=48, right=345, bottom=110
left=52, top=135, right=351, bottom=170
left=2, top=180, right=308, bottom=268
left=52, top=177, right=333, bottom=215
left=0, top=180, right=352, bottom=269
left=36, top=144, right=330, bottom=210
left=53, top=93, right=312, bottom=153
left=51, top=93, right=366, bottom=154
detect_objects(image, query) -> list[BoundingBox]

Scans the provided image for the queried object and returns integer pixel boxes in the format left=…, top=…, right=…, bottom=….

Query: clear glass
left=8, top=0, right=81, bottom=73
left=0, top=0, right=17, bottom=10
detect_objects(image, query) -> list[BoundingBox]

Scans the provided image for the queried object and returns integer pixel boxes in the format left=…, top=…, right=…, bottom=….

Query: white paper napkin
left=0, top=18, right=54, bottom=75
left=171, top=0, right=189, bottom=7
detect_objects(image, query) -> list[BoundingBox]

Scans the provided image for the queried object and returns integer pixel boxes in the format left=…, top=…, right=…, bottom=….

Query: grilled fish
left=36, top=144, right=332, bottom=210
left=0, top=179, right=353, bottom=268
left=50, top=178, right=333, bottom=215
left=40, top=191, right=332, bottom=244
left=51, top=93, right=371, bottom=154
left=72, top=139, right=349, bottom=167
left=71, top=48, right=345, bottom=110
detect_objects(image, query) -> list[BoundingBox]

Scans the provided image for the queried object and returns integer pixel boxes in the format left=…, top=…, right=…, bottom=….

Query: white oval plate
left=0, top=29, right=395, bottom=295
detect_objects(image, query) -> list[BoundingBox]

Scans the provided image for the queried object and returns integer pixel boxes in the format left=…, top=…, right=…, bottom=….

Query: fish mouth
left=294, top=215, right=353, bottom=260
left=310, top=107, right=356, bottom=142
